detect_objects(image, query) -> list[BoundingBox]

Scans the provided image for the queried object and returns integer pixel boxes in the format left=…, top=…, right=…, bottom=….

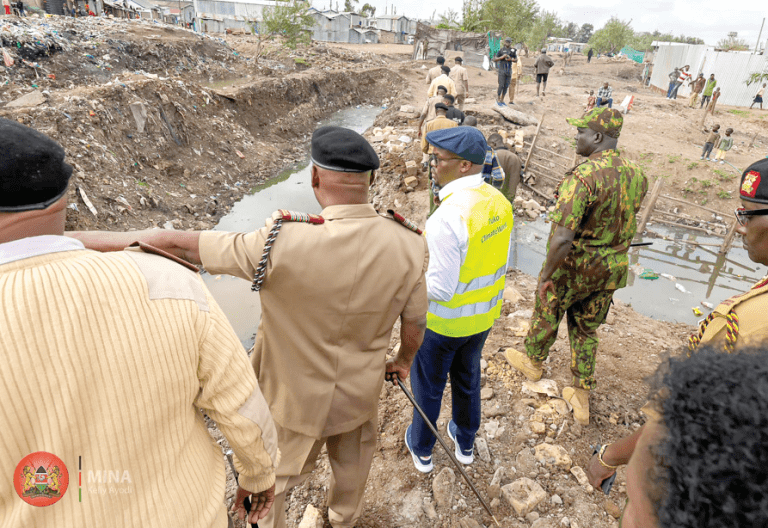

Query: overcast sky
left=328, top=0, right=767, bottom=48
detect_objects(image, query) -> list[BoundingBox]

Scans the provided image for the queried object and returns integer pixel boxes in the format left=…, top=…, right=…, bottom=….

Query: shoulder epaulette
left=129, top=241, right=199, bottom=273
left=386, top=209, right=423, bottom=235
left=251, top=210, right=325, bottom=292
left=272, top=209, right=325, bottom=224
left=688, top=274, right=768, bottom=354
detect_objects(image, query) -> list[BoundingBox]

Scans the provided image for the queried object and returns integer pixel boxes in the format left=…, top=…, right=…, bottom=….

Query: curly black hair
left=653, top=345, right=768, bottom=528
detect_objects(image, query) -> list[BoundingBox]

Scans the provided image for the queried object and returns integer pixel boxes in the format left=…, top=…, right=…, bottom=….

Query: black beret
left=436, top=85, right=447, bottom=93
left=441, top=65, right=450, bottom=74
left=0, top=118, right=73, bottom=212
left=455, top=57, right=463, bottom=62
left=740, top=158, right=768, bottom=204
left=434, top=102, right=449, bottom=111
left=311, top=126, right=379, bottom=173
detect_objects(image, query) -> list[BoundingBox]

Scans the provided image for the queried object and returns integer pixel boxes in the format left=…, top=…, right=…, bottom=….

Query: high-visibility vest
left=427, top=183, right=513, bottom=338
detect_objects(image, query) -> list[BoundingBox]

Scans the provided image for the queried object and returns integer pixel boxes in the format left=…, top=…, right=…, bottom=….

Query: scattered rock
left=432, top=467, right=456, bottom=510
left=422, top=498, right=438, bottom=520
left=515, top=448, right=537, bottom=475
left=484, top=403, right=508, bottom=418
left=560, top=517, right=571, bottom=526
left=569, top=466, right=592, bottom=491
left=480, top=387, right=494, bottom=400
left=480, top=358, right=488, bottom=370
left=404, top=175, right=418, bottom=187
left=399, top=489, right=424, bottom=522
left=405, top=161, right=418, bottom=177
left=530, top=420, right=546, bottom=434
left=502, top=477, right=547, bottom=516
left=604, top=499, right=622, bottom=519
left=503, top=286, right=523, bottom=303
left=490, top=467, right=507, bottom=487
left=551, top=494, right=563, bottom=505
left=6, top=90, right=45, bottom=108
left=458, top=517, right=482, bottom=528
left=531, top=519, right=554, bottom=528
left=525, top=511, right=540, bottom=523
left=487, top=484, right=501, bottom=500
left=476, top=436, right=491, bottom=462
left=484, top=419, right=504, bottom=439
left=522, top=379, right=560, bottom=398
left=534, top=444, right=573, bottom=470
left=298, top=504, right=323, bottom=528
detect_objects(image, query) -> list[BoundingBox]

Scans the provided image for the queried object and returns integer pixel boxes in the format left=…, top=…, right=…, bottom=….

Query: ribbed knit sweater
left=0, top=237, right=278, bottom=527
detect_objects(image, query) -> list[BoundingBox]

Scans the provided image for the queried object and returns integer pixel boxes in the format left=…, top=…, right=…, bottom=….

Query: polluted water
left=202, top=105, right=382, bottom=347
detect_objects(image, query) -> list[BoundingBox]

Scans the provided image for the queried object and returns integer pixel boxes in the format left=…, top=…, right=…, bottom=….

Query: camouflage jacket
left=548, top=149, right=648, bottom=290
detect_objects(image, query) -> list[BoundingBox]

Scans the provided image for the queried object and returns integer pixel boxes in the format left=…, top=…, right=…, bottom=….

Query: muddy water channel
left=511, top=217, right=765, bottom=324
left=203, top=104, right=765, bottom=346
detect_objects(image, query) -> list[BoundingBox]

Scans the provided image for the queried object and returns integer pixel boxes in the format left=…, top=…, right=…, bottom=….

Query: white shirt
left=425, top=175, right=484, bottom=303
left=0, top=235, right=85, bottom=266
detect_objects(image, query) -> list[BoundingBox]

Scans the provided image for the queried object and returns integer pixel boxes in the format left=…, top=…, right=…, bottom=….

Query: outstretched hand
left=586, top=453, right=616, bottom=491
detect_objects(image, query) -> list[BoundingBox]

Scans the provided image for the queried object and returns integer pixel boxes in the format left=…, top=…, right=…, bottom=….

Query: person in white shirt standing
left=669, top=65, right=691, bottom=100
left=403, top=127, right=513, bottom=473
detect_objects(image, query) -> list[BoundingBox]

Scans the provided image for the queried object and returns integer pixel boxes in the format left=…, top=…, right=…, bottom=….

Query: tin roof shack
left=412, top=23, right=489, bottom=69
left=349, top=26, right=377, bottom=44
left=194, top=0, right=282, bottom=33
left=309, top=10, right=351, bottom=42
left=371, top=14, right=410, bottom=43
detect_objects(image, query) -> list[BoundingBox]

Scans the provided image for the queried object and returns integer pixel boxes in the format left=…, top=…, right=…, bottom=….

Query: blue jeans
left=670, top=81, right=682, bottom=99
left=408, top=327, right=491, bottom=457
left=596, top=97, right=613, bottom=108
left=667, top=81, right=676, bottom=97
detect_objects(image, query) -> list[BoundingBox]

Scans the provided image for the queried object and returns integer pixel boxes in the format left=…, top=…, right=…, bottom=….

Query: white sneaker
left=405, top=426, right=433, bottom=473
left=720, top=161, right=725, bottom=164
left=447, top=420, right=474, bottom=465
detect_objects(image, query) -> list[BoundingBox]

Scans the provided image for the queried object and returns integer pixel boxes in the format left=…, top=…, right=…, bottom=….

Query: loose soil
left=5, top=16, right=764, bottom=527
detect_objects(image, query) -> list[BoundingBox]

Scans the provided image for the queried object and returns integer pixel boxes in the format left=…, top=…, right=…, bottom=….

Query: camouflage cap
left=566, top=107, right=623, bottom=139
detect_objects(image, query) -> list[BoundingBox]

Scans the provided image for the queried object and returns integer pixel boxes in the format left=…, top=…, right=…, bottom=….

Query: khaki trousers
left=455, top=93, right=466, bottom=110
left=689, top=92, right=699, bottom=107
left=261, top=416, right=377, bottom=528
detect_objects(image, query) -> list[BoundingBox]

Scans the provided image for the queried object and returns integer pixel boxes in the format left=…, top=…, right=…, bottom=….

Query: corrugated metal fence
left=651, top=43, right=768, bottom=107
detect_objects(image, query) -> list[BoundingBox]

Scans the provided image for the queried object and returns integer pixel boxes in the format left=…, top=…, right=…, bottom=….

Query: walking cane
left=226, top=450, right=258, bottom=528
left=393, top=377, right=501, bottom=527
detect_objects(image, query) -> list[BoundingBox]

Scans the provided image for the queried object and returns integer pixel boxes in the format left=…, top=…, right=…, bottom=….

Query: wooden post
left=718, top=218, right=739, bottom=255
left=523, top=114, right=545, bottom=183
left=635, top=178, right=663, bottom=235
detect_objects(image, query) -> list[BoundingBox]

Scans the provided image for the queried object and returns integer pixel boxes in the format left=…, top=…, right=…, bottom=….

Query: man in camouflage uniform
left=506, top=108, right=648, bottom=424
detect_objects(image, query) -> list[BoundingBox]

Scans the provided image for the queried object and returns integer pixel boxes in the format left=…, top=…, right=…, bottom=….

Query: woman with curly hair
left=619, top=346, right=768, bottom=528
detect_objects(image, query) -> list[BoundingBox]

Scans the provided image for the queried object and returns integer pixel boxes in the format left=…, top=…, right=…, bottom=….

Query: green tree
left=562, top=21, right=578, bottom=40
left=479, top=0, right=538, bottom=43
left=576, top=23, right=593, bottom=43
left=461, top=0, right=487, bottom=32
left=437, top=8, right=461, bottom=29
left=249, top=0, right=314, bottom=57
left=360, top=2, right=375, bottom=17
left=343, top=0, right=358, bottom=13
left=588, top=17, right=633, bottom=54
left=717, top=34, right=749, bottom=51
left=526, top=9, right=561, bottom=50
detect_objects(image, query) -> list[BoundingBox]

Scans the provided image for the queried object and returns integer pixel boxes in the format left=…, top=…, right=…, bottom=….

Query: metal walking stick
left=394, top=377, right=501, bottom=527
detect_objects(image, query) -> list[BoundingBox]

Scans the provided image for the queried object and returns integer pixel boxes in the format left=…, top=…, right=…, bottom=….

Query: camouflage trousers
left=524, top=279, right=615, bottom=390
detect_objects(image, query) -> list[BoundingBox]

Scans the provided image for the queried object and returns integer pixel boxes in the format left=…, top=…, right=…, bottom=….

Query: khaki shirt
left=699, top=275, right=768, bottom=350
left=420, top=94, right=445, bottom=124
left=426, top=65, right=443, bottom=85
left=422, top=115, right=458, bottom=153
left=428, top=74, right=457, bottom=97
left=199, top=204, right=429, bottom=438
left=449, top=65, right=469, bottom=95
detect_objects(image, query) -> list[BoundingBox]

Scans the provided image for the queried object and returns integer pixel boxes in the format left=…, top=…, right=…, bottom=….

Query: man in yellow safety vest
left=403, top=126, right=513, bottom=473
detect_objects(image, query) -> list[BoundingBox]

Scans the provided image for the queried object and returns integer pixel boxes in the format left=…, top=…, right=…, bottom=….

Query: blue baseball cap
left=426, top=126, right=488, bottom=165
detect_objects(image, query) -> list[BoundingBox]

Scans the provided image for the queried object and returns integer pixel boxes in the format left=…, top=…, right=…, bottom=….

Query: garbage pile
left=0, top=19, right=67, bottom=62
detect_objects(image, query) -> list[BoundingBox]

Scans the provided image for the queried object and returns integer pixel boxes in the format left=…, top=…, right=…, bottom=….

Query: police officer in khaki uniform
left=584, top=157, right=768, bottom=492
left=70, top=127, right=429, bottom=528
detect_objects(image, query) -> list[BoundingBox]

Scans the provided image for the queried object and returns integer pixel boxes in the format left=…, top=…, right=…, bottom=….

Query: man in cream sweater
left=0, top=118, right=278, bottom=527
